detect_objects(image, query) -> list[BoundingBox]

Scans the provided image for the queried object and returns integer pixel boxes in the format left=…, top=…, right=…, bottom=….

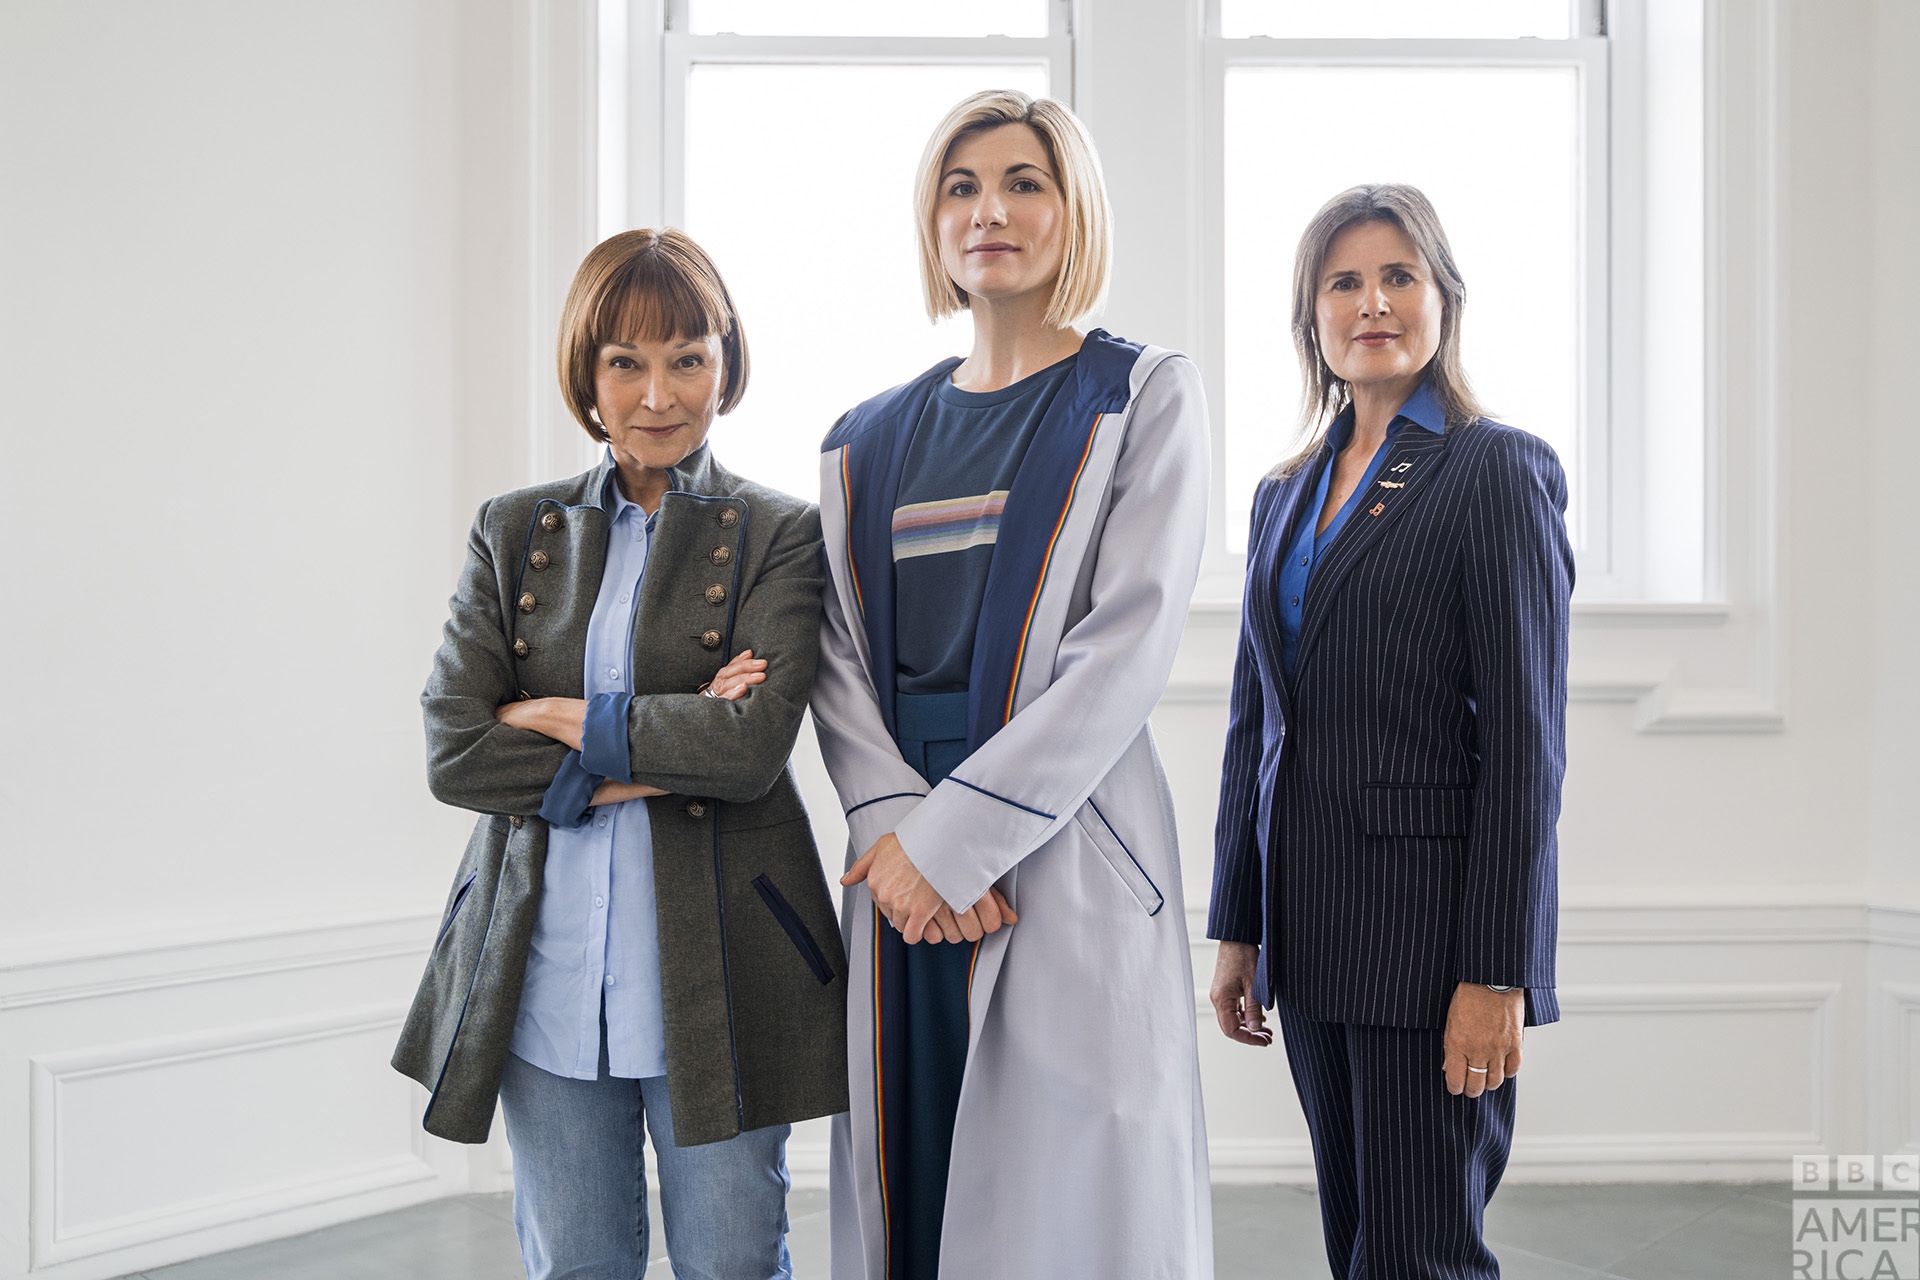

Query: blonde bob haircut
left=556, top=228, right=749, bottom=441
left=1278, top=183, right=1484, bottom=477
left=914, top=90, right=1112, bottom=329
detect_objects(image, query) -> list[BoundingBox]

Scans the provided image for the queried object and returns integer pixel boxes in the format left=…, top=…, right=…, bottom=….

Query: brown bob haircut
left=556, top=228, right=749, bottom=440
left=1279, top=183, right=1484, bottom=476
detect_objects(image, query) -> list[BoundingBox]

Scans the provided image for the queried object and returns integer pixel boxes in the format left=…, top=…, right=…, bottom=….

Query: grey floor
left=115, top=1181, right=1789, bottom=1279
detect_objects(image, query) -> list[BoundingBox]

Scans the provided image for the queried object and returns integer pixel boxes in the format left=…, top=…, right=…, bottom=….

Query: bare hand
left=705, top=649, right=768, bottom=701
left=495, top=696, right=588, bottom=751
left=930, top=888, right=1019, bottom=944
left=590, top=779, right=668, bottom=806
left=1442, top=983, right=1524, bottom=1097
left=1209, top=941, right=1272, bottom=1046
left=841, top=833, right=1017, bottom=944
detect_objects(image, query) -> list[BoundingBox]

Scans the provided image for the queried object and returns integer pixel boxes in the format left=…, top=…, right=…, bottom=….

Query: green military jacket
left=392, top=445, right=847, bottom=1146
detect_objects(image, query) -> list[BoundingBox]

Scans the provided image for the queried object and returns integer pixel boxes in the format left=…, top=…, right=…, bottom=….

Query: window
left=1208, top=0, right=1705, bottom=599
left=601, top=0, right=1708, bottom=602
left=608, top=0, right=1068, bottom=505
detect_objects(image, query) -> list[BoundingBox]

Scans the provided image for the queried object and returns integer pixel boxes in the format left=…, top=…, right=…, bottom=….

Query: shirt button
left=594, top=895, right=605, bottom=908
left=604, top=975, right=615, bottom=986
left=1290, top=596, right=1301, bottom=607
left=596, top=814, right=608, bottom=828
left=619, top=592, right=630, bottom=604
left=1300, top=556, right=1309, bottom=566
left=607, top=667, right=619, bottom=680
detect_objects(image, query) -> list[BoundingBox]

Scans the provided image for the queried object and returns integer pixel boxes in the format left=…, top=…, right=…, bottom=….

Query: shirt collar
left=1326, top=376, right=1447, bottom=452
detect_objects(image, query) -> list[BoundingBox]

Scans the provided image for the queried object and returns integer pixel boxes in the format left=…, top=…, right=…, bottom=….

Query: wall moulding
left=1877, top=982, right=1920, bottom=1155
left=0, top=910, right=439, bottom=1012
left=1168, top=597, right=1786, bottom=732
left=28, top=1007, right=440, bottom=1270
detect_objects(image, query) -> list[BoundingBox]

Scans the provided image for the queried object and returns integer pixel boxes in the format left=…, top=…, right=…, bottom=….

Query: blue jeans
left=498, top=1048, right=793, bottom=1279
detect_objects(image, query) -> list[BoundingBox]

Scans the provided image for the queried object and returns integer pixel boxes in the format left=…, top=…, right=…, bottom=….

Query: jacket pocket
left=435, top=871, right=478, bottom=946
left=1073, top=802, right=1164, bottom=916
left=752, top=874, right=835, bottom=984
left=1360, top=784, right=1473, bottom=839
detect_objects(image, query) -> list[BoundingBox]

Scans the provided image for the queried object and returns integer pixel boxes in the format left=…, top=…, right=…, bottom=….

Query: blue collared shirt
left=1277, top=379, right=1446, bottom=680
left=510, top=467, right=669, bottom=1080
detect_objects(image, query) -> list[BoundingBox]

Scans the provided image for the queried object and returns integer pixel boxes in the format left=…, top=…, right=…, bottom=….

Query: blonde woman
left=812, top=91, right=1213, bottom=1279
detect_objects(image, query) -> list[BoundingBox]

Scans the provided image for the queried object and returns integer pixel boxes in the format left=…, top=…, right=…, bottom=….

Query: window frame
left=626, top=0, right=1076, bottom=233
left=1197, top=0, right=1620, bottom=597
left=569, top=0, right=1784, bottom=733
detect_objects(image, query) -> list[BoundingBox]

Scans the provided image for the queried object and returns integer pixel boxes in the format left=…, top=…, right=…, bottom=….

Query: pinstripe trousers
left=1276, top=996, right=1514, bottom=1280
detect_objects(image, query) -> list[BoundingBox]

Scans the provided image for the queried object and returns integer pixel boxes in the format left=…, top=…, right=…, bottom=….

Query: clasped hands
left=841, top=833, right=1017, bottom=945
left=494, top=649, right=768, bottom=806
left=1209, top=941, right=1523, bottom=1098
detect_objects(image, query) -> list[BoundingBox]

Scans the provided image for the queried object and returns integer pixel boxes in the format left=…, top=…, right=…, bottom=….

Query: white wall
left=0, top=3, right=509, bottom=1276
left=1, top=1, right=1916, bottom=1277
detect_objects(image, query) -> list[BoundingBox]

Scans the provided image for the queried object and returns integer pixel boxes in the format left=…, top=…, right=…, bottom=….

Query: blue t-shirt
left=892, top=355, right=1078, bottom=694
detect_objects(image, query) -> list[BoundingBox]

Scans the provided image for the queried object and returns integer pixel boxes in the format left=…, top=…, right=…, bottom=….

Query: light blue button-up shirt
left=510, top=473, right=669, bottom=1080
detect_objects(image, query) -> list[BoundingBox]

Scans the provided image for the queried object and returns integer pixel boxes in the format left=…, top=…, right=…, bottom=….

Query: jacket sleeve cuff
left=538, top=750, right=603, bottom=829
left=894, top=777, right=1055, bottom=911
left=1206, top=899, right=1264, bottom=946
left=845, top=793, right=926, bottom=870
left=580, top=691, right=633, bottom=782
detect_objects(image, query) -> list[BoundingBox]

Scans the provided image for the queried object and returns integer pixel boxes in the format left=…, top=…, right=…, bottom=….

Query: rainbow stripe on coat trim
left=1002, top=413, right=1105, bottom=726
left=840, top=445, right=864, bottom=617
left=870, top=906, right=891, bottom=1271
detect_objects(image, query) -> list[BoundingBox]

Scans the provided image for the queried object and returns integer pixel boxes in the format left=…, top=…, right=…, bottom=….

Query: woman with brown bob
left=393, top=228, right=845, bottom=1279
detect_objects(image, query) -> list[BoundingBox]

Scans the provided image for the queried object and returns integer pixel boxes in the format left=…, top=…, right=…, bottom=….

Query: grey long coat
left=392, top=445, right=848, bottom=1147
left=816, top=340, right=1214, bottom=1278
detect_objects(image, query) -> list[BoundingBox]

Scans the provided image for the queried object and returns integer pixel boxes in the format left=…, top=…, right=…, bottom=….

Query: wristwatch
left=1484, top=984, right=1515, bottom=993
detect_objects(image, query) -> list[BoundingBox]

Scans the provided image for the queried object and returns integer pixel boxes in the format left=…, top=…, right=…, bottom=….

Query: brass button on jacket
left=518, top=592, right=536, bottom=614
left=529, top=550, right=550, bottom=570
left=540, top=511, right=562, bottom=532
left=685, top=800, right=707, bottom=819
left=710, top=545, right=734, bottom=567
left=700, top=629, right=722, bottom=650
left=704, top=584, right=727, bottom=606
left=718, top=508, right=739, bottom=529
left=513, top=638, right=530, bottom=658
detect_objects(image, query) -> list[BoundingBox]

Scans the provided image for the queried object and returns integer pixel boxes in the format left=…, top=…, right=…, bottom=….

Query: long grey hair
left=1277, top=183, right=1484, bottom=478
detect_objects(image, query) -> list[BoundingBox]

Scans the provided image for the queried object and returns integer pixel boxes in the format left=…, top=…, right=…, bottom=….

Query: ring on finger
left=1467, top=1065, right=1490, bottom=1074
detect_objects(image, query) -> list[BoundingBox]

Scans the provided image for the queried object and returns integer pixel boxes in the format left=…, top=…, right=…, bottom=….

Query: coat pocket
left=435, top=871, right=478, bottom=946
left=1073, top=802, right=1164, bottom=916
left=1360, top=784, right=1474, bottom=839
left=752, top=874, right=836, bottom=984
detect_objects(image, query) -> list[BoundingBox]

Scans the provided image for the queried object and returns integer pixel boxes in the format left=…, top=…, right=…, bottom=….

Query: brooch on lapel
left=1391, top=462, right=1413, bottom=473
left=1368, top=502, right=1387, bottom=516
left=1378, top=480, right=1405, bottom=490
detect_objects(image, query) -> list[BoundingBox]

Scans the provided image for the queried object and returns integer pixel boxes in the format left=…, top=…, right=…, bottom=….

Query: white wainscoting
left=1189, top=901, right=1907, bottom=1186
left=0, top=913, right=467, bottom=1280
left=1871, top=906, right=1920, bottom=1158
left=0, top=899, right=1906, bottom=1278
left=29, top=1008, right=431, bottom=1268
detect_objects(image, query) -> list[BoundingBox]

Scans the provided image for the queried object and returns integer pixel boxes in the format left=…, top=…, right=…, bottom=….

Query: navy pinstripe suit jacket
left=1208, top=415, right=1572, bottom=1030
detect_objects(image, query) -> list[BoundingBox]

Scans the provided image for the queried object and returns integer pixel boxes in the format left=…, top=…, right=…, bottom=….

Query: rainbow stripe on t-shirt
left=891, top=490, right=1010, bottom=562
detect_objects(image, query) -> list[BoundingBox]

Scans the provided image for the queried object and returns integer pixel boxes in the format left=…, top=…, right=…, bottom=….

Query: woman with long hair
left=1209, top=184, right=1572, bottom=1279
